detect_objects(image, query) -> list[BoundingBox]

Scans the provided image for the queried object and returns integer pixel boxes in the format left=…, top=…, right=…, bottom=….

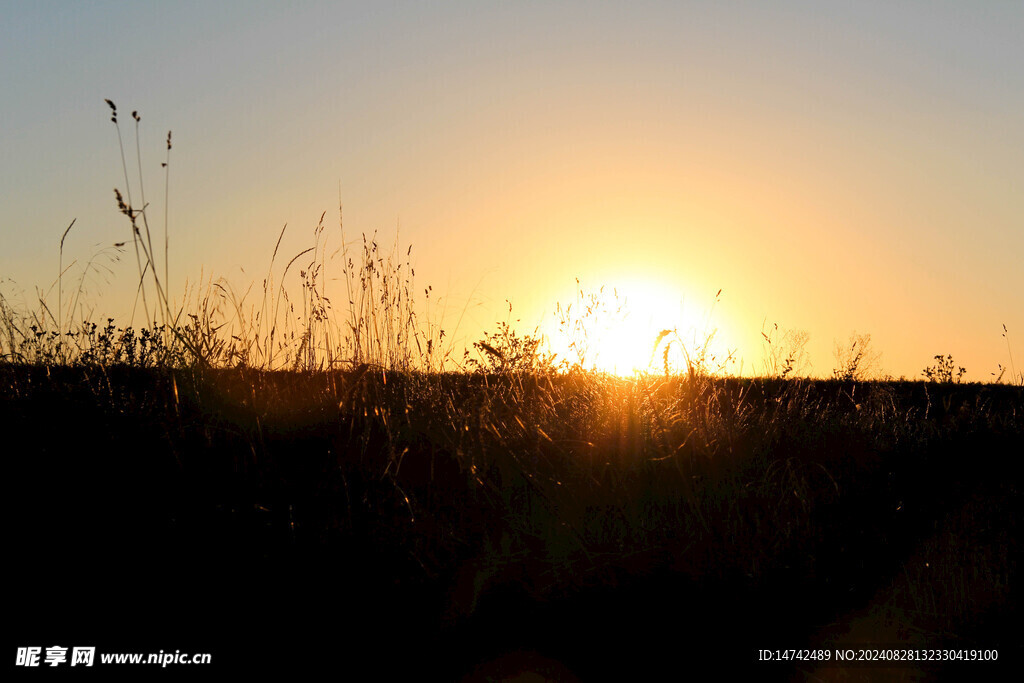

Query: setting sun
left=545, top=278, right=730, bottom=376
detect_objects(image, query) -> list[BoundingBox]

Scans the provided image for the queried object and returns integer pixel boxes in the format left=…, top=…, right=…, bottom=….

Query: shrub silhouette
left=922, top=354, right=966, bottom=383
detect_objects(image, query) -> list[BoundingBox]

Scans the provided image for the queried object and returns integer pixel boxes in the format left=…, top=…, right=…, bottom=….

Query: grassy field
left=4, top=359, right=1020, bottom=679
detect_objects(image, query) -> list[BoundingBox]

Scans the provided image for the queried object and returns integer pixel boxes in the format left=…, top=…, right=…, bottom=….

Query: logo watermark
left=15, top=646, right=211, bottom=667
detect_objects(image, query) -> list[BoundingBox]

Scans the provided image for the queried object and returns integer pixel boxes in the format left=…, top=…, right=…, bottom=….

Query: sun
left=550, top=278, right=722, bottom=376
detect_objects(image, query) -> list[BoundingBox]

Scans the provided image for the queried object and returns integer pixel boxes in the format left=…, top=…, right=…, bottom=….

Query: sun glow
left=549, top=278, right=728, bottom=377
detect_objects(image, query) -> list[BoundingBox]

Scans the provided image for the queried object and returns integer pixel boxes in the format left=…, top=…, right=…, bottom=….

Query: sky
left=2, top=1, right=1022, bottom=379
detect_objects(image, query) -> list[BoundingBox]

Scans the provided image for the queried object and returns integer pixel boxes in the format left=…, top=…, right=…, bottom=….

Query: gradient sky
left=2, top=1, right=1022, bottom=378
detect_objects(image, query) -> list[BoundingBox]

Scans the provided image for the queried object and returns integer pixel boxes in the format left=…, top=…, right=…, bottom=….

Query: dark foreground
left=5, top=366, right=1021, bottom=679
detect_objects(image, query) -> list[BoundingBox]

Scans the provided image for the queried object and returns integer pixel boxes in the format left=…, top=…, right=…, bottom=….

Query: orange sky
left=2, top=2, right=1022, bottom=379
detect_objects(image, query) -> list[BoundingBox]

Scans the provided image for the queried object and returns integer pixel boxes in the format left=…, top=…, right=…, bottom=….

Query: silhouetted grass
left=4, top=361, right=1021, bottom=678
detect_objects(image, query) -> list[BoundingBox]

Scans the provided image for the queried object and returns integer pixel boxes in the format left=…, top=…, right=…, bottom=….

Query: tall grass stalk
left=105, top=99, right=150, bottom=327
